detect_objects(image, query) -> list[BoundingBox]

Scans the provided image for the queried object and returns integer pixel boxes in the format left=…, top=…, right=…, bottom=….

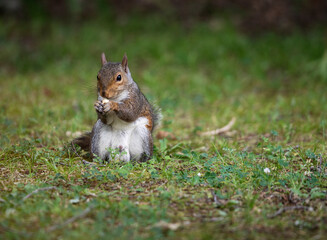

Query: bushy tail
left=71, top=132, right=92, bottom=151
left=151, top=104, right=162, bottom=131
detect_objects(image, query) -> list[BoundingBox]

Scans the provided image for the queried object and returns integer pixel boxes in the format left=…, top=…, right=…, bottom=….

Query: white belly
left=93, top=115, right=149, bottom=161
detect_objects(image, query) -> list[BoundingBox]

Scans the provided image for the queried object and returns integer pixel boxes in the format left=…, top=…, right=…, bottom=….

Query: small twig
left=70, top=142, right=92, bottom=166
left=22, top=186, right=58, bottom=201
left=82, top=159, right=95, bottom=166
left=82, top=159, right=107, bottom=167
left=210, top=189, right=223, bottom=206
left=71, top=142, right=93, bottom=166
left=58, top=162, right=70, bottom=166
left=199, top=117, right=236, bottom=136
left=268, top=205, right=311, bottom=218
left=46, top=206, right=93, bottom=232
left=70, top=141, right=85, bottom=163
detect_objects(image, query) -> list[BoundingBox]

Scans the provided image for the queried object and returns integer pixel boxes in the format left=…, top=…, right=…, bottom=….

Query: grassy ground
left=0, top=15, right=326, bottom=239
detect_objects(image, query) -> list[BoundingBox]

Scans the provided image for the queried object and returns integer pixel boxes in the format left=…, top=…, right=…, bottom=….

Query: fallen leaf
left=156, top=131, right=176, bottom=140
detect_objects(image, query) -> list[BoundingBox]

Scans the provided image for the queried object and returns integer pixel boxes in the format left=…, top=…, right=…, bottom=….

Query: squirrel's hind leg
left=137, top=133, right=153, bottom=162
left=129, top=125, right=153, bottom=162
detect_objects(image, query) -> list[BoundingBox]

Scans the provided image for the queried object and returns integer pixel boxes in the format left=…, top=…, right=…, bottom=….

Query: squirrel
left=73, top=53, right=161, bottom=162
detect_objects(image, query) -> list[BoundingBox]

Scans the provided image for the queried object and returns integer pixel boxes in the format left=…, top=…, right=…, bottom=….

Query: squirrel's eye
left=116, top=75, right=122, bottom=81
left=97, top=75, right=100, bottom=81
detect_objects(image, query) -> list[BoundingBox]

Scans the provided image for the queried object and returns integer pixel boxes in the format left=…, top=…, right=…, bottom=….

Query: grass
left=0, top=15, right=326, bottom=239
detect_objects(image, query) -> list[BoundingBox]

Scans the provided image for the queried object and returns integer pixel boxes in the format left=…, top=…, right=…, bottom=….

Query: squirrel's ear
left=122, top=53, right=128, bottom=73
left=101, top=52, right=107, bottom=66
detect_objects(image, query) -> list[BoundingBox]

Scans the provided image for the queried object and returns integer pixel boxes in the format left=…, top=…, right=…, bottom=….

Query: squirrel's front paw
left=103, top=101, right=113, bottom=113
left=94, top=100, right=104, bottom=114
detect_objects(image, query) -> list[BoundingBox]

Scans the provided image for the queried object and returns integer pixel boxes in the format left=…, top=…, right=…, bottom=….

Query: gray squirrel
left=73, top=53, right=161, bottom=162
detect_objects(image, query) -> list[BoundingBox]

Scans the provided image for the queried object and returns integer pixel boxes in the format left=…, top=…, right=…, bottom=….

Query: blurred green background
left=0, top=0, right=326, bottom=147
left=1, top=1, right=327, bottom=239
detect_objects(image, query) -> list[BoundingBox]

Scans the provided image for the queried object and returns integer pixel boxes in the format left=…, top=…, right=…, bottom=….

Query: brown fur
left=97, top=62, right=127, bottom=100
left=73, top=53, right=161, bottom=161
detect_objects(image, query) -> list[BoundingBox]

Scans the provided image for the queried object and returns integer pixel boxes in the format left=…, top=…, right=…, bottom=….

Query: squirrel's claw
left=94, top=100, right=104, bottom=114
left=94, top=100, right=113, bottom=115
left=103, top=102, right=112, bottom=113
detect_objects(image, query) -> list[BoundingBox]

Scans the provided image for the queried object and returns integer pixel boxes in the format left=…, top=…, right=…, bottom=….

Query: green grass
left=0, top=15, right=326, bottom=239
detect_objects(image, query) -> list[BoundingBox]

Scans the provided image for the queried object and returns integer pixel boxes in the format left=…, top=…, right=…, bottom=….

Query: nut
left=102, top=99, right=109, bottom=104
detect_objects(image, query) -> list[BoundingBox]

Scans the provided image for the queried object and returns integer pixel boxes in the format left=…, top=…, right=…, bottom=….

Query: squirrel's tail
left=71, top=132, right=92, bottom=151
left=151, top=104, right=162, bottom=131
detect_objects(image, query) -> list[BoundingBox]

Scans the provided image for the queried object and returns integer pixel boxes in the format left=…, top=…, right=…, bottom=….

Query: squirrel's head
left=97, top=53, right=131, bottom=100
